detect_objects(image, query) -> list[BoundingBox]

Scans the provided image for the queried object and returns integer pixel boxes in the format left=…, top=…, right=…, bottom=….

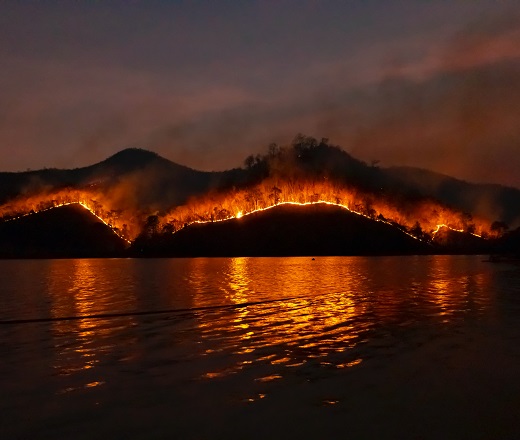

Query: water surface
left=1, top=256, right=519, bottom=439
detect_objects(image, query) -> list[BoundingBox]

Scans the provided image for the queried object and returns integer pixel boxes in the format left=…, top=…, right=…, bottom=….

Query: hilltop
left=0, top=204, right=126, bottom=258
left=1, top=135, right=520, bottom=257
left=130, top=203, right=430, bottom=257
left=1, top=140, right=519, bottom=229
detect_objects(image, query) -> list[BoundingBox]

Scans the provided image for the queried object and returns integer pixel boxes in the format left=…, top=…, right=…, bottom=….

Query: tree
left=244, top=155, right=255, bottom=169
left=121, top=224, right=130, bottom=241
left=267, top=143, right=280, bottom=158
left=362, top=198, right=376, bottom=219
left=143, top=215, right=159, bottom=237
left=162, top=223, right=175, bottom=235
left=270, top=186, right=282, bottom=205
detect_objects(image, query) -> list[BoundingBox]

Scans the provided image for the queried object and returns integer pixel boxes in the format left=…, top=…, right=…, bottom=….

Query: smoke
left=342, top=14, right=520, bottom=187
left=127, top=13, right=520, bottom=190
left=1, top=7, right=519, bottom=191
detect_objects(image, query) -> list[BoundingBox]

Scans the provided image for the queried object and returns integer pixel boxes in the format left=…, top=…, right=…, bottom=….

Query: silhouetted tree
left=244, top=155, right=255, bottom=169
left=121, top=224, right=129, bottom=241
left=362, top=198, right=376, bottom=219
left=217, top=208, right=231, bottom=220
left=91, top=199, right=101, bottom=215
left=162, top=223, right=175, bottom=234
left=270, top=186, right=282, bottom=204
left=143, top=215, right=159, bottom=237
left=267, top=143, right=280, bottom=158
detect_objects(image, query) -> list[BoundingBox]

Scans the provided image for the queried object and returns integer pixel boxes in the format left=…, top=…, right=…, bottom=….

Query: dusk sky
left=1, top=1, right=520, bottom=188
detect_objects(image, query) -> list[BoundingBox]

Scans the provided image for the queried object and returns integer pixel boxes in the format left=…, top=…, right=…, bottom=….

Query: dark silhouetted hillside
left=0, top=204, right=127, bottom=258
left=431, top=226, right=490, bottom=254
left=130, top=203, right=430, bottom=257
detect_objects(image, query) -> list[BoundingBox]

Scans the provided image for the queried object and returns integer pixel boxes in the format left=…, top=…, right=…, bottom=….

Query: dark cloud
left=0, top=1, right=519, bottom=189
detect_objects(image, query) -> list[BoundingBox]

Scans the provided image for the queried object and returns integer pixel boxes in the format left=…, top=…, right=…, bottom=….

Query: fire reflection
left=48, top=260, right=136, bottom=384
left=428, top=256, right=488, bottom=323
left=194, top=258, right=371, bottom=379
left=191, top=256, right=495, bottom=385
left=226, top=258, right=253, bottom=339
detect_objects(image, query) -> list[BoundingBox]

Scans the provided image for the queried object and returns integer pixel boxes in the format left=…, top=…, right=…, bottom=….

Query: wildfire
left=0, top=177, right=495, bottom=244
left=0, top=190, right=134, bottom=243
left=158, top=179, right=494, bottom=242
left=432, top=224, right=482, bottom=238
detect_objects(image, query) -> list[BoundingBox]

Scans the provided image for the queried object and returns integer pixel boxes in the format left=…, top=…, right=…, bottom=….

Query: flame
left=0, top=177, right=495, bottom=243
left=0, top=189, right=133, bottom=243
left=432, top=224, right=482, bottom=238
left=159, top=179, right=493, bottom=242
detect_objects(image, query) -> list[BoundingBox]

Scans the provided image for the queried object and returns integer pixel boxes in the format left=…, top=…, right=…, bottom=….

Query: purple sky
left=1, top=1, right=520, bottom=188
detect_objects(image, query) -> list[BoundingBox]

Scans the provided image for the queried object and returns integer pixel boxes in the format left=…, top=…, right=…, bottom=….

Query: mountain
left=386, top=166, right=520, bottom=228
left=2, top=137, right=520, bottom=258
left=130, top=203, right=430, bottom=257
left=2, top=142, right=519, bottom=227
left=431, top=226, right=490, bottom=254
left=0, top=148, right=245, bottom=210
left=0, top=204, right=126, bottom=258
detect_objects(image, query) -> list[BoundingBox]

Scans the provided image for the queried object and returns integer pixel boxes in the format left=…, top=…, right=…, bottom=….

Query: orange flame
left=0, top=178, right=496, bottom=243
left=159, top=178, right=493, bottom=241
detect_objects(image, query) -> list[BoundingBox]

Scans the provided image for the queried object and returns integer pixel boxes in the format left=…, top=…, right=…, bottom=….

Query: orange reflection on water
left=227, top=258, right=253, bottom=338
left=193, top=257, right=370, bottom=379
left=427, top=256, right=487, bottom=323
left=48, top=260, right=136, bottom=381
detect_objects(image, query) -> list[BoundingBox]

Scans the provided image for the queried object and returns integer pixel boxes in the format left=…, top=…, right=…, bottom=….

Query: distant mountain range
left=2, top=144, right=519, bottom=227
left=386, top=166, right=520, bottom=228
left=0, top=148, right=229, bottom=211
left=0, top=137, right=519, bottom=258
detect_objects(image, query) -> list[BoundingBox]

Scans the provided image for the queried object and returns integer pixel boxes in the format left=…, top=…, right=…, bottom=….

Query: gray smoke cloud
left=1, top=4, right=519, bottom=190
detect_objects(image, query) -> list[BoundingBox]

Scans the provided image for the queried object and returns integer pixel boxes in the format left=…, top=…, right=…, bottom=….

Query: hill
left=0, top=148, right=239, bottom=211
left=130, top=203, right=430, bottom=257
left=431, top=226, right=490, bottom=254
left=1, top=137, right=520, bottom=258
left=0, top=204, right=127, bottom=258
left=386, top=166, right=520, bottom=228
left=3, top=141, right=520, bottom=229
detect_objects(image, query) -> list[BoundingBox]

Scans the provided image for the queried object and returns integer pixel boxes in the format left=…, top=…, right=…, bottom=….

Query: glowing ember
left=0, top=177, right=495, bottom=243
left=159, top=179, right=493, bottom=242
left=0, top=191, right=130, bottom=243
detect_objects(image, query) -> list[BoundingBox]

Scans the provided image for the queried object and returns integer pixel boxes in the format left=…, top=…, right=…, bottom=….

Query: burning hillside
left=0, top=136, right=512, bottom=254
left=131, top=203, right=430, bottom=257
left=0, top=204, right=126, bottom=258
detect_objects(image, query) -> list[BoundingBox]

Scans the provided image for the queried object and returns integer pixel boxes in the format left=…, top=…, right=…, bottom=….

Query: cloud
left=1, top=6, right=519, bottom=190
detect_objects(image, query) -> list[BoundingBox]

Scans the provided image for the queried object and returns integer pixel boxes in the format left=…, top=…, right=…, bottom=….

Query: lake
left=1, top=256, right=520, bottom=439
